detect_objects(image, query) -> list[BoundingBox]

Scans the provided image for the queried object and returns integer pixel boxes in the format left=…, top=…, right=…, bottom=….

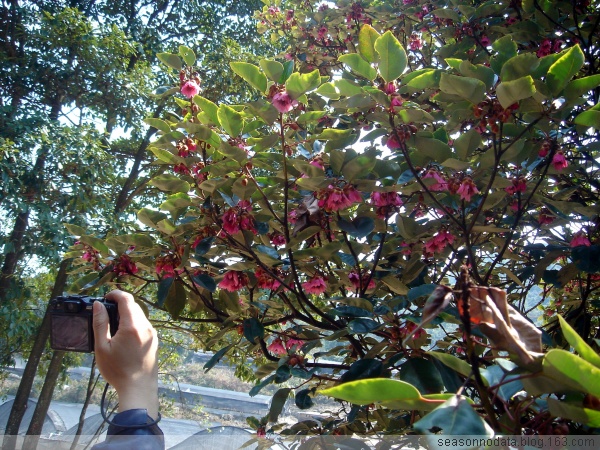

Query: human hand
left=93, top=290, right=159, bottom=419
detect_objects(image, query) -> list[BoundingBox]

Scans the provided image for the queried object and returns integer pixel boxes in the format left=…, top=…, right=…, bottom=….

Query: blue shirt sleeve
left=92, top=409, right=164, bottom=450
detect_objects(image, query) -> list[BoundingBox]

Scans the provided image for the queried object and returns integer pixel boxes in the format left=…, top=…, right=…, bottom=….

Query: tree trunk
left=22, top=350, right=65, bottom=450
left=1, top=259, right=69, bottom=450
left=0, top=210, right=30, bottom=304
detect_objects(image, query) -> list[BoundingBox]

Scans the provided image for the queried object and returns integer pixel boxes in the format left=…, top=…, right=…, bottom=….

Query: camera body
left=50, top=295, right=119, bottom=352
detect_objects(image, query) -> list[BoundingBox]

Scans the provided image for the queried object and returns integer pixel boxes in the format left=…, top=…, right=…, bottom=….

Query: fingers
left=92, top=301, right=111, bottom=350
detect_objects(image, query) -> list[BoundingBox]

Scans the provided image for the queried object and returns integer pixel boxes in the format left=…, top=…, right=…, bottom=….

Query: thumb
left=92, top=301, right=111, bottom=349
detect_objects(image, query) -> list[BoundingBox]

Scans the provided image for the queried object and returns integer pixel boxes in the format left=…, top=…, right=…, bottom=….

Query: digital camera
left=50, top=295, right=119, bottom=352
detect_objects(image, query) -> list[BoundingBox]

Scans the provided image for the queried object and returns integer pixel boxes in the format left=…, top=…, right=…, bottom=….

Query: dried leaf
left=467, top=286, right=543, bottom=369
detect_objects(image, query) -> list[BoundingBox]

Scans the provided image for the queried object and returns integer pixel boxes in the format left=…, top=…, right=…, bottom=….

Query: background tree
left=0, top=0, right=271, bottom=445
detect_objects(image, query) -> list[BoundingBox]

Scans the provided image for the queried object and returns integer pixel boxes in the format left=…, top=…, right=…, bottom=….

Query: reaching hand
left=93, top=290, right=159, bottom=419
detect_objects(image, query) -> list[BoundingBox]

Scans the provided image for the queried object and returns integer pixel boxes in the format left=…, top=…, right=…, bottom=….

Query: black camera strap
left=101, top=383, right=162, bottom=429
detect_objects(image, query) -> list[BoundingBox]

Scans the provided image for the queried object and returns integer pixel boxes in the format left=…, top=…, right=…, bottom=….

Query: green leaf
left=564, top=75, right=600, bottom=100
left=374, top=31, right=407, bottom=82
left=547, top=398, right=600, bottom=428
left=358, top=24, right=380, bottom=63
left=230, top=62, right=267, bottom=93
left=543, top=349, right=600, bottom=397
left=547, top=45, right=585, bottom=95
left=439, top=73, right=486, bottom=104
left=496, top=76, right=536, bottom=109
left=178, top=45, right=196, bottom=66
left=150, top=174, right=190, bottom=193
left=137, top=208, right=168, bottom=228
left=295, top=388, right=315, bottom=409
left=557, top=316, right=600, bottom=369
left=203, top=345, right=232, bottom=372
left=192, top=273, right=217, bottom=292
left=268, top=388, right=291, bottom=423
left=574, top=110, right=600, bottom=130
left=243, top=317, right=265, bottom=343
left=259, top=59, right=284, bottom=83
left=399, top=358, right=444, bottom=395
left=414, top=396, right=492, bottom=436
left=156, top=52, right=182, bottom=70
left=453, top=128, right=481, bottom=160
left=500, top=53, right=540, bottom=82
left=427, top=351, right=476, bottom=381
left=144, top=118, right=171, bottom=133
left=217, top=104, right=243, bottom=138
left=193, top=96, right=220, bottom=126
left=157, top=277, right=174, bottom=307
left=285, top=69, right=321, bottom=100
left=338, top=54, right=377, bottom=81
left=337, top=216, right=375, bottom=238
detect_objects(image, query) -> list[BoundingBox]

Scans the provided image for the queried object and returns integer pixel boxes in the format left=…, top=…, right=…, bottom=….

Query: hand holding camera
left=51, top=290, right=159, bottom=420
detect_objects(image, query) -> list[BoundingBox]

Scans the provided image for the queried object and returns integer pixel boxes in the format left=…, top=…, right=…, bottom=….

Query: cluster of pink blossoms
left=370, top=191, right=403, bottom=218
left=221, top=200, right=256, bottom=235
left=570, top=232, right=591, bottom=248
left=348, top=270, right=375, bottom=291
left=316, top=184, right=362, bottom=212
left=112, top=254, right=138, bottom=276
left=255, top=268, right=281, bottom=290
left=267, top=336, right=305, bottom=356
left=302, top=276, right=327, bottom=295
left=218, top=271, right=249, bottom=292
left=424, top=230, right=455, bottom=254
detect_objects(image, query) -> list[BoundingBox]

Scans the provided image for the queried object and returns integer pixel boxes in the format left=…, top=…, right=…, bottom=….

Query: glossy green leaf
left=156, top=52, right=182, bottom=70
left=543, top=349, right=600, bottom=397
left=243, top=317, right=265, bottom=343
left=574, top=110, right=600, bottom=130
left=285, top=69, right=321, bottom=100
left=269, top=388, right=291, bottom=423
left=230, top=62, right=267, bottom=93
left=557, top=316, right=600, bottom=369
left=439, top=73, right=486, bottom=104
left=320, top=378, right=446, bottom=411
left=150, top=174, right=190, bottom=193
left=178, top=45, right=196, bottom=66
left=547, top=398, right=600, bottom=427
left=259, top=59, right=284, bottom=83
left=144, top=118, right=171, bottom=133
left=414, top=396, right=492, bottom=436
left=358, top=24, right=380, bottom=64
left=547, top=45, right=585, bottom=95
left=375, top=31, right=407, bottom=82
left=217, top=104, right=243, bottom=138
left=496, top=76, right=536, bottom=109
left=338, top=54, right=377, bottom=81
left=193, top=96, right=220, bottom=126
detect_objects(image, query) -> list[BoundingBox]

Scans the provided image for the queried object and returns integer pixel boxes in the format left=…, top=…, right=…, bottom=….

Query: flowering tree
left=66, top=0, right=600, bottom=438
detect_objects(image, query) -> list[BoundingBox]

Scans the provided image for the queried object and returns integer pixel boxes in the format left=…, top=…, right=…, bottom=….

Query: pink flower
left=255, top=268, right=281, bottom=290
left=552, top=151, right=568, bottom=171
left=570, top=232, right=591, bottom=248
left=112, top=254, right=138, bottom=276
left=286, top=337, right=305, bottom=350
left=267, top=338, right=287, bottom=356
left=505, top=177, right=527, bottom=195
left=272, top=91, right=298, bottom=113
left=423, top=230, right=455, bottom=254
left=181, top=80, right=200, bottom=98
left=222, top=208, right=240, bottom=234
left=348, top=270, right=375, bottom=291
left=456, top=177, right=479, bottom=201
left=218, top=271, right=249, bottom=292
left=302, top=276, right=327, bottom=295
left=423, top=169, right=448, bottom=191
left=317, top=184, right=362, bottom=212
